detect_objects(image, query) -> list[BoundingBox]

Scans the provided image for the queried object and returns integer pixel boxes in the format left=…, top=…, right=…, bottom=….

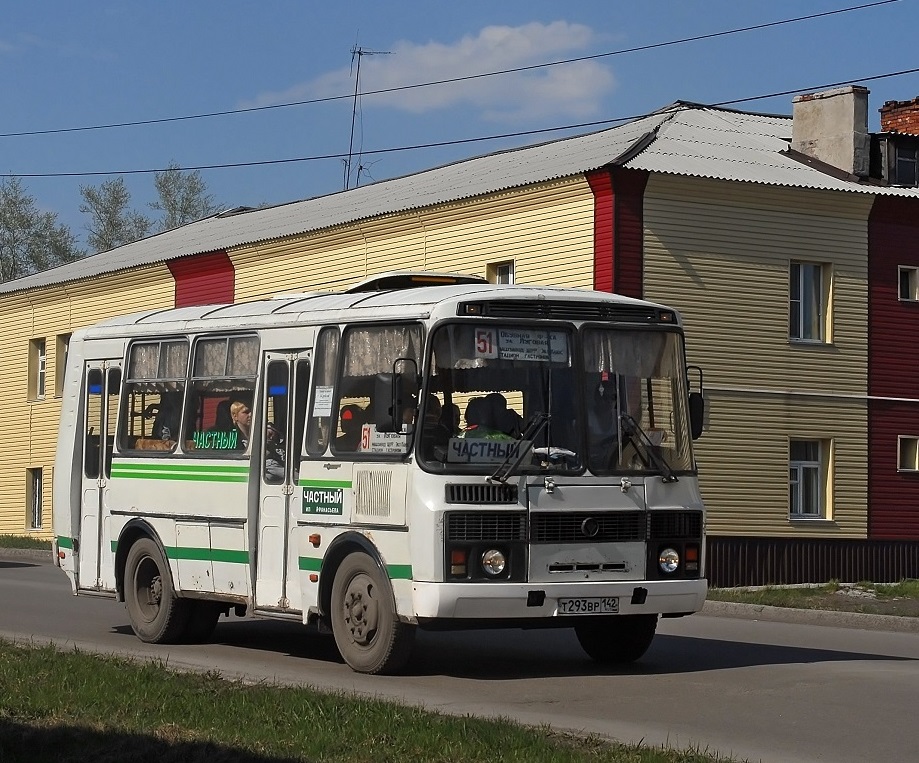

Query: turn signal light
left=450, top=548, right=468, bottom=576
left=308, top=533, right=321, bottom=548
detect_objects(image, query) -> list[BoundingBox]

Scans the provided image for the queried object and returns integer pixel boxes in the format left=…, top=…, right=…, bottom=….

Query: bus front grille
left=530, top=511, right=647, bottom=544
left=649, top=510, right=703, bottom=539
left=445, top=511, right=527, bottom=542
left=445, top=483, right=519, bottom=504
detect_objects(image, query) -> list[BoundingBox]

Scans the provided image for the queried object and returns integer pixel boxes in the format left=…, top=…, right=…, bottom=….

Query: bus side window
left=186, top=335, right=258, bottom=454
left=118, top=340, right=188, bottom=454
left=306, top=327, right=339, bottom=456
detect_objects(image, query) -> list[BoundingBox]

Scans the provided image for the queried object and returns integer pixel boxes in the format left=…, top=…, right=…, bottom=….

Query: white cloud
left=246, top=21, right=615, bottom=123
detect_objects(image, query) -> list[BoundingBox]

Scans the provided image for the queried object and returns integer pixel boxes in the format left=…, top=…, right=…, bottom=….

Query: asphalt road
left=2, top=549, right=918, bottom=763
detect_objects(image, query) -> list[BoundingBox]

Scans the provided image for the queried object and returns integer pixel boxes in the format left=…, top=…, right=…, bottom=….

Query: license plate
left=558, top=597, right=619, bottom=615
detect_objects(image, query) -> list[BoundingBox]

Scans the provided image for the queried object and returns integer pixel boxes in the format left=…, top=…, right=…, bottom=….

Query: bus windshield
left=419, top=322, right=694, bottom=477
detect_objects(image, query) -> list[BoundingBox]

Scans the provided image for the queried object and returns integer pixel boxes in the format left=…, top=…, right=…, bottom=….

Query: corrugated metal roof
left=5, top=102, right=919, bottom=297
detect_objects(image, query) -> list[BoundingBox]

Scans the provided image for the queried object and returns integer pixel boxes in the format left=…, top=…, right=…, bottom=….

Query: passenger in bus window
left=336, top=404, right=364, bottom=451
left=264, top=421, right=285, bottom=482
left=462, top=397, right=514, bottom=441
left=230, top=401, right=251, bottom=450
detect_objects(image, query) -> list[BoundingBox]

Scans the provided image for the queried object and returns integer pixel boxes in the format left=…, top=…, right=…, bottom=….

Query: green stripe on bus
left=298, top=478, right=352, bottom=489
left=57, top=536, right=74, bottom=550
left=297, top=556, right=412, bottom=581
left=111, top=462, right=249, bottom=483
left=111, top=462, right=249, bottom=473
left=164, top=546, right=249, bottom=564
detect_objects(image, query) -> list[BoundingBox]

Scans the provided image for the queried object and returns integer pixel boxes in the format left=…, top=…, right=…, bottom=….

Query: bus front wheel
left=574, top=614, right=658, bottom=664
left=330, top=552, right=415, bottom=674
left=124, top=537, right=190, bottom=644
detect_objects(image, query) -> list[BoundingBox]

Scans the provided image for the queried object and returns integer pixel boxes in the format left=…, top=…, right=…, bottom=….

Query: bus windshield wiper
left=620, top=414, right=678, bottom=483
left=488, top=413, right=550, bottom=484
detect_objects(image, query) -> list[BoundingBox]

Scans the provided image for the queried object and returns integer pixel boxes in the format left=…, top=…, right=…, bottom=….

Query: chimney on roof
left=880, top=97, right=919, bottom=135
left=791, top=86, right=869, bottom=178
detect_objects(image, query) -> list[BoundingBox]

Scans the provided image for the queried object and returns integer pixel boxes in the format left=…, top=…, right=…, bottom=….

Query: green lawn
left=0, top=534, right=51, bottom=550
left=0, top=640, right=742, bottom=763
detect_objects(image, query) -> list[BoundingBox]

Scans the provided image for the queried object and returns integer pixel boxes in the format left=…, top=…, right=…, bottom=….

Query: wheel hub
left=342, top=575, right=378, bottom=645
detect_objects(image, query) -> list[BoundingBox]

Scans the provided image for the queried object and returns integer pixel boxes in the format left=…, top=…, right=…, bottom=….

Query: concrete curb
left=702, top=599, right=919, bottom=633
left=0, top=548, right=54, bottom=563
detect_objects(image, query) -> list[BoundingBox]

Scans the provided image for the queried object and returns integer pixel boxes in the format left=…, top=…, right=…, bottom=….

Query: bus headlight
left=481, top=549, right=507, bottom=577
left=658, top=548, right=680, bottom=574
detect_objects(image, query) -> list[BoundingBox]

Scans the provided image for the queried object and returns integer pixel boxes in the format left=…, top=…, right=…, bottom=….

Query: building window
left=27, top=468, right=43, bottom=530
left=55, top=333, right=71, bottom=396
left=789, top=262, right=829, bottom=342
left=789, top=439, right=828, bottom=519
left=29, top=338, right=46, bottom=400
left=899, top=267, right=919, bottom=301
left=487, top=261, right=515, bottom=284
left=898, top=436, right=919, bottom=471
left=895, top=145, right=918, bottom=187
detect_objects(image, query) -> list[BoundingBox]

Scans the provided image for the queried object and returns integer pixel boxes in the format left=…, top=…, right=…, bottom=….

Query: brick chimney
left=880, top=97, right=919, bottom=135
left=791, top=86, right=869, bottom=178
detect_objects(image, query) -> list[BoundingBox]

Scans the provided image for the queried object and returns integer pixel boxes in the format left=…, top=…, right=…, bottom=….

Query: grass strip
left=0, top=534, right=51, bottom=550
left=0, top=640, right=741, bottom=763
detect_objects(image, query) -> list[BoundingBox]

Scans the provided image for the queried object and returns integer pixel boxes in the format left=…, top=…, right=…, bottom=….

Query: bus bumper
left=411, top=578, right=707, bottom=620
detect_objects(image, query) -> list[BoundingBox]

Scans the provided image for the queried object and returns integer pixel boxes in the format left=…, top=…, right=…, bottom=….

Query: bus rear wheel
left=124, top=537, right=190, bottom=644
left=574, top=614, right=658, bottom=664
left=330, top=552, right=415, bottom=674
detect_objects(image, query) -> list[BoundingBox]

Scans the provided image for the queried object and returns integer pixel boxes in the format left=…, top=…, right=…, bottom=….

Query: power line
left=0, top=0, right=900, bottom=140
left=5, top=62, right=919, bottom=180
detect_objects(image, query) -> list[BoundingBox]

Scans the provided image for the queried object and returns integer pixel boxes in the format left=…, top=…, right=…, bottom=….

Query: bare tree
left=150, top=162, right=219, bottom=231
left=79, top=177, right=151, bottom=253
left=0, top=177, right=81, bottom=283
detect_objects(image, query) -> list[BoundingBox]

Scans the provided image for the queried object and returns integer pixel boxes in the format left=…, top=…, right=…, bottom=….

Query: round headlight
left=658, top=548, right=680, bottom=574
left=481, top=549, right=507, bottom=576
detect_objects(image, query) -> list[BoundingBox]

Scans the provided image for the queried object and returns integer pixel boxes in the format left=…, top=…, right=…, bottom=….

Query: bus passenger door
left=255, top=351, right=310, bottom=611
left=78, top=362, right=121, bottom=591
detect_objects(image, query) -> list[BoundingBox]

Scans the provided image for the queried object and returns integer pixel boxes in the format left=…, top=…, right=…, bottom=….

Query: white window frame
left=789, top=262, right=829, bottom=343
left=898, top=436, right=919, bottom=472
left=29, top=338, right=46, bottom=400
left=27, top=467, right=43, bottom=530
left=55, top=333, right=71, bottom=397
left=789, top=439, right=827, bottom=519
left=899, top=267, right=919, bottom=302
left=487, top=260, right=515, bottom=285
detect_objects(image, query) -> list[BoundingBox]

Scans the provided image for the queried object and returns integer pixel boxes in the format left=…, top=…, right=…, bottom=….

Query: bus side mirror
left=374, top=361, right=418, bottom=433
left=689, top=392, right=704, bottom=440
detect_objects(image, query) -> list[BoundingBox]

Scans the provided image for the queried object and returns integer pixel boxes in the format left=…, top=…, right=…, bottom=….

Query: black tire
left=124, top=537, right=190, bottom=644
left=575, top=614, right=658, bottom=664
left=330, top=552, right=415, bottom=674
left=183, top=601, right=222, bottom=644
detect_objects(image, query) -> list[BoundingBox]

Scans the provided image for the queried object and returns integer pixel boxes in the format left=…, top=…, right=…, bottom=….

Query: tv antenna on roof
left=344, top=45, right=391, bottom=191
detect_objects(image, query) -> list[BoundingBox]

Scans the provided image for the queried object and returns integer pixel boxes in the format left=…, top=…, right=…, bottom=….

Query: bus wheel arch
left=319, top=534, right=415, bottom=674
left=122, top=534, right=192, bottom=643
left=115, top=520, right=166, bottom=603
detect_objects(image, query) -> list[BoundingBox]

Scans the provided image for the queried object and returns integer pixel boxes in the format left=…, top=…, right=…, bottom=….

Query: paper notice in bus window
left=474, top=328, right=568, bottom=363
left=312, top=386, right=334, bottom=417
left=447, top=438, right=532, bottom=463
left=361, top=425, right=408, bottom=454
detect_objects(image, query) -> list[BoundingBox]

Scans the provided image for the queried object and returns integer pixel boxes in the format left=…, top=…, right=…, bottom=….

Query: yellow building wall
left=232, top=178, right=595, bottom=298
left=0, top=267, right=174, bottom=536
left=643, top=174, right=872, bottom=537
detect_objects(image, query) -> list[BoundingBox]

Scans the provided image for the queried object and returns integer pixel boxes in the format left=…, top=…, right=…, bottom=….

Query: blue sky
left=3, top=0, right=919, bottom=248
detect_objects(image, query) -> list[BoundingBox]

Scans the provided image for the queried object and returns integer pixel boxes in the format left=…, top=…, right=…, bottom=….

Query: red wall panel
left=167, top=251, right=235, bottom=308
left=587, top=167, right=648, bottom=297
left=867, top=197, right=919, bottom=538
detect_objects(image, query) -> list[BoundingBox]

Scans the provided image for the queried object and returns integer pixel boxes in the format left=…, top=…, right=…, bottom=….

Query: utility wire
left=4, top=63, right=919, bottom=180
left=0, top=0, right=900, bottom=140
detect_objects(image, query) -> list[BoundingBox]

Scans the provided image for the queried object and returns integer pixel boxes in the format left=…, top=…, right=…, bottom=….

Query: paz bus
left=53, top=272, right=707, bottom=674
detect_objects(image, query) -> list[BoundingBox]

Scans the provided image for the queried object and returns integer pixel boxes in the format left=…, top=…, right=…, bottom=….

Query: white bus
left=53, top=272, right=707, bottom=674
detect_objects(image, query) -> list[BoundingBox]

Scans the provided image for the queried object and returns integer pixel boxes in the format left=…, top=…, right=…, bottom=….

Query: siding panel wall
left=231, top=179, right=595, bottom=299
left=0, top=267, right=173, bottom=535
left=642, top=175, right=872, bottom=539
